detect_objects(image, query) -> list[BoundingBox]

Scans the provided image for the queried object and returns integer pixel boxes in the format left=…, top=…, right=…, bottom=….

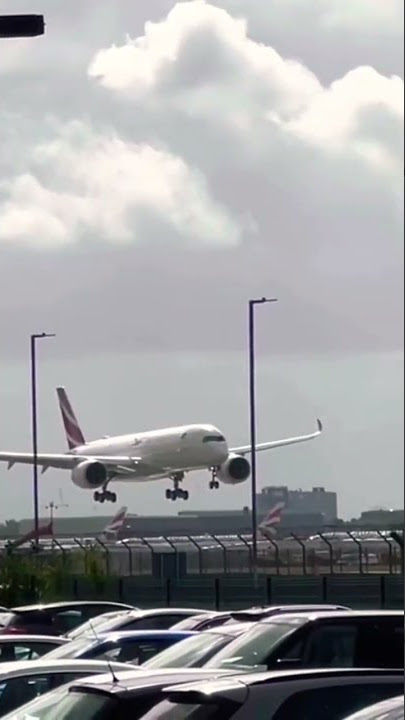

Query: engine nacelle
left=217, top=453, right=251, bottom=485
left=72, top=460, right=107, bottom=490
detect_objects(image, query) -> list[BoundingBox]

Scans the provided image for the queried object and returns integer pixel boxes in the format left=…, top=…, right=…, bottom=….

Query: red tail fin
left=56, top=387, right=86, bottom=450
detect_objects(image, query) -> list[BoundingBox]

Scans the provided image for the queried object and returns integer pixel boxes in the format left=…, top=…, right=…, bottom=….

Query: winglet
left=316, top=419, right=323, bottom=433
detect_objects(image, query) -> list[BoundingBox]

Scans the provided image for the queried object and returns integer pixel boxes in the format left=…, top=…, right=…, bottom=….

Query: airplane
left=0, top=386, right=323, bottom=505
left=258, top=501, right=286, bottom=540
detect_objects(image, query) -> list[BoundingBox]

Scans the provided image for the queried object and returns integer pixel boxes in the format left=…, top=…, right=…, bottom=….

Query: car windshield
left=204, top=619, right=306, bottom=670
left=1, top=687, right=70, bottom=720
left=142, top=632, right=229, bottom=669
left=66, top=612, right=128, bottom=639
left=2, top=688, right=117, bottom=720
left=42, top=636, right=96, bottom=660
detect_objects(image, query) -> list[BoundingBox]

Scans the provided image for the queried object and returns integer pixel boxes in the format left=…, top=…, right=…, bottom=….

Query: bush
left=0, top=546, right=107, bottom=605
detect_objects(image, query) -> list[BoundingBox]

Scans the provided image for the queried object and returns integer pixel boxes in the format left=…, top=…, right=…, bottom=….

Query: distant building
left=257, top=485, right=338, bottom=523
left=357, top=509, right=404, bottom=526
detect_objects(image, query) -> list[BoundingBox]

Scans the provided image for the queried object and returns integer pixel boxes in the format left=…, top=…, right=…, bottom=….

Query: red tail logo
left=56, top=387, right=85, bottom=449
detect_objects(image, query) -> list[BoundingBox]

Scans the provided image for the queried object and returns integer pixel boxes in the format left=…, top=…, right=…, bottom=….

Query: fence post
left=266, top=576, right=272, bottom=604
left=166, top=577, right=171, bottom=607
left=379, top=575, right=386, bottom=609
left=214, top=578, right=220, bottom=610
left=321, top=575, right=328, bottom=602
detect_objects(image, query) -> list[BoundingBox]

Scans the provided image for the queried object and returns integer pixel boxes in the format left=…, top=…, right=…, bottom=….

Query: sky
left=0, top=0, right=403, bottom=522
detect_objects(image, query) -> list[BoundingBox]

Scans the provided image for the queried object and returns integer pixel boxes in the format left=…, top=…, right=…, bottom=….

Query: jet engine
left=72, top=460, right=107, bottom=489
left=216, top=453, right=251, bottom=485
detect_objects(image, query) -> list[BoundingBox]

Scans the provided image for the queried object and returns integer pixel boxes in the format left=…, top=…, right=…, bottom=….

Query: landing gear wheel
left=165, top=476, right=189, bottom=501
left=209, top=479, right=220, bottom=490
left=93, top=488, right=117, bottom=503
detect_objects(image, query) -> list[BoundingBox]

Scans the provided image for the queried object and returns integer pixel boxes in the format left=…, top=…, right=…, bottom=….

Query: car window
left=0, top=642, right=55, bottom=662
left=356, top=620, right=404, bottom=668
left=0, top=674, right=53, bottom=715
left=143, top=633, right=231, bottom=670
left=272, top=683, right=403, bottom=720
left=53, top=610, right=84, bottom=633
left=300, top=624, right=358, bottom=668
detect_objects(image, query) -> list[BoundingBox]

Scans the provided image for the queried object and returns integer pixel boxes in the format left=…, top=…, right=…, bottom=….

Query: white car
left=0, top=658, right=131, bottom=717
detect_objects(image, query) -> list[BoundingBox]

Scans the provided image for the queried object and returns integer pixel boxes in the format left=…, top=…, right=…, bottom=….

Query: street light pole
left=31, top=333, right=55, bottom=543
left=248, top=298, right=278, bottom=571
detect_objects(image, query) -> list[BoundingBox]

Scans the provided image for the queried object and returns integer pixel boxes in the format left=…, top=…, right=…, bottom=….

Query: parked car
left=204, top=611, right=404, bottom=671
left=42, top=630, right=197, bottom=664
left=342, top=695, right=404, bottom=719
left=0, top=658, right=132, bottom=717
left=172, top=605, right=351, bottom=632
left=142, top=624, right=253, bottom=670
left=1, top=667, right=237, bottom=719
left=0, top=634, right=68, bottom=663
left=72, top=607, right=206, bottom=637
left=0, top=601, right=135, bottom=636
left=150, top=668, right=404, bottom=720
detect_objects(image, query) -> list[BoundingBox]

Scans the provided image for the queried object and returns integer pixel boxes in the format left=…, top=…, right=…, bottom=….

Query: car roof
left=66, top=667, right=240, bottom=696
left=11, top=601, right=134, bottom=613
left=232, top=604, right=350, bottom=616
left=91, top=630, right=198, bottom=641
left=0, top=658, right=132, bottom=679
left=163, top=668, right=404, bottom=696
left=0, top=634, right=68, bottom=644
left=262, top=609, right=404, bottom=624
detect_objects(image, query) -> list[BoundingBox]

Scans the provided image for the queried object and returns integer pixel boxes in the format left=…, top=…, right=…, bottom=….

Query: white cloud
left=0, top=0, right=402, bottom=267
left=0, top=121, right=241, bottom=248
left=85, top=1, right=403, bottom=270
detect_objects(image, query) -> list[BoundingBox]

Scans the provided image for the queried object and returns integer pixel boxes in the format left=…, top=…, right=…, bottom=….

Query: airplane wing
left=0, top=452, right=162, bottom=476
left=230, top=419, right=323, bottom=455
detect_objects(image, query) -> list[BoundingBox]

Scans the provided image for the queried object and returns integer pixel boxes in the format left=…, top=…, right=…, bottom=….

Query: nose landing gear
left=209, top=467, right=220, bottom=490
left=165, top=472, right=189, bottom=501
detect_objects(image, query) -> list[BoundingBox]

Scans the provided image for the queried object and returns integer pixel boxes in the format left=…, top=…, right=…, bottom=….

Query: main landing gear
left=165, top=472, right=189, bottom=501
left=209, top=467, right=220, bottom=490
left=93, top=488, right=117, bottom=504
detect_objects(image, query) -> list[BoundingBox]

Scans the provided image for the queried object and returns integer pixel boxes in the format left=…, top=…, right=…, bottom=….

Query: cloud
left=0, top=1, right=402, bottom=356
left=216, top=0, right=404, bottom=81
left=0, top=121, right=240, bottom=248
left=84, top=0, right=403, bottom=277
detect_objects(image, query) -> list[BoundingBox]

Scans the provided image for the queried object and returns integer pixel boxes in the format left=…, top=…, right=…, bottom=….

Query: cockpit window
left=203, top=435, right=226, bottom=443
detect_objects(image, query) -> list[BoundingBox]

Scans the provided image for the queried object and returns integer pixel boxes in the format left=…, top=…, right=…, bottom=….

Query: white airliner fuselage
left=69, top=424, right=229, bottom=481
left=0, top=387, right=323, bottom=504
